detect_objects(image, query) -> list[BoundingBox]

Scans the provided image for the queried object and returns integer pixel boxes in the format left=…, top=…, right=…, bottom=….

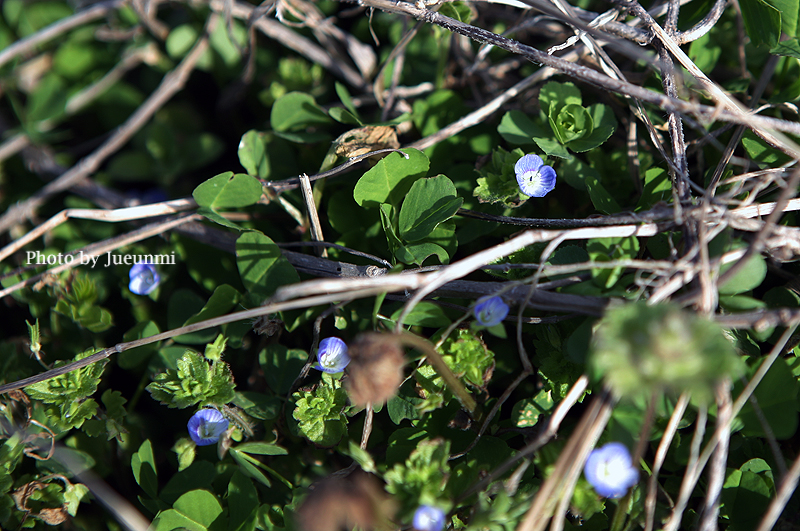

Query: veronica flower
left=187, top=409, right=229, bottom=446
left=584, top=442, right=639, bottom=498
left=515, top=154, right=557, bottom=197
left=129, top=263, right=160, bottom=295
left=413, top=505, right=446, bottom=531
left=474, top=296, right=509, bottom=327
left=314, top=337, right=350, bottom=374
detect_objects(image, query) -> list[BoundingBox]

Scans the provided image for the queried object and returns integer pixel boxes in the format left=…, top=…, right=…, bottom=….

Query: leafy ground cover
left=1, top=0, right=800, bottom=529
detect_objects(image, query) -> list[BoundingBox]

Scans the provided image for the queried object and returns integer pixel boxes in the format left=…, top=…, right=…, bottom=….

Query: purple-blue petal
left=314, top=337, right=350, bottom=373
left=584, top=442, right=638, bottom=498
left=514, top=154, right=544, bottom=175
left=413, top=506, right=446, bottom=531
left=187, top=409, right=229, bottom=446
left=129, top=263, right=160, bottom=295
left=474, top=296, right=509, bottom=326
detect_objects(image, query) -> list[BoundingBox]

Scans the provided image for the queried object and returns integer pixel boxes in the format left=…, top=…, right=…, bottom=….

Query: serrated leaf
left=146, top=351, right=235, bottom=408
left=353, top=149, right=429, bottom=207
left=193, top=172, right=263, bottom=209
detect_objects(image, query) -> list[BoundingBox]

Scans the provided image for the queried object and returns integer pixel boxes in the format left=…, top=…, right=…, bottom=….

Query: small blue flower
left=313, top=337, right=350, bottom=374
left=474, top=296, right=509, bottom=326
left=413, top=505, right=446, bottom=531
left=584, top=442, right=639, bottom=498
left=187, top=409, right=229, bottom=446
left=129, top=262, right=160, bottom=295
left=515, top=154, right=556, bottom=197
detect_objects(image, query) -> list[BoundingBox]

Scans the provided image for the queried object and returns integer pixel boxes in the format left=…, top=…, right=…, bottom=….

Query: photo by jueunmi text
left=26, top=250, right=176, bottom=268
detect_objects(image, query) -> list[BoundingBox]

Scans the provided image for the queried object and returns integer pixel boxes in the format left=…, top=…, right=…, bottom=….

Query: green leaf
left=532, top=136, right=571, bottom=159
left=771, top=37, right=800, bottom=58
left=390, top=301, right=451, bottom=327
left=335, top=82, right=360, bottom=118
left=737, top=357, right=799, bottom=439
left=63, top=483, right=90, bottom=517
left=550, top=103, right=591, bottom=145
left=497, top=110, right=548, bottom=145
left=721, top=466, right=772, bottom=531
left=353, top=149, right=430, bottom=207
left=512, top=390, right=554, bottom=428
left=153, top=490, right=224, bottom=531
left=438, top=1, right=472, bottom=22
left=766, top=0, right=799, bottom=36
left=197, top=207, right=245, bottom=231
left=539, top=81, right=582, bottom=116
left=587, top=236, right=638, bottom=288
left=120, top=321, right=161, bottom=369
left=236, top=231, right=300, bottom=301
left=438, top=328, right=495, bottom=388
left=270, top=91, right=330, bottom=132
left=385, top=438, right=451, bottom=513
left=236, top=442, right=288, bottom=456
left=473, top=147, right=529, bottom=206
left=228, top=471, right=258, bottom=531
left=292, top=374, right=349, bottom=447
left=585, top=169, right=621, bottom=214
left=166, top=24, right=199, bottom=58
left=637, top=167, right=671, bottom=210
left=566, top=104, right=617, bottom=153
left=176, top=285, right=241, bottom=343
left=230, top=449, right=272, bottom=488
left=398, top=175, right=463, bottom=242
left=258, top=344, right=307, bottom=395
left=131, top=440, right=159, bottom=499
left=739, top=0, right=781, bottom=47
left=193, top=172, right=263, bottom=209
left=380, top=203, right=403, bottom=255
left=146, top=351, right=236, bottom=408
left=237, top=130, right=269, bottom=178
left=395, top=242, right=449, bottom=266
left=688, top=31, right=722, bottom=73
left=719, top=254, right=767, bottom=294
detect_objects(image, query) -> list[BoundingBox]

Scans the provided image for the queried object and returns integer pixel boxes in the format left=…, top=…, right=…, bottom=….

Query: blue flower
left=313, top=337, right=350, bottom=374
left=413, top=505, right=446, bottom=531
left=187, top=409, right=229, bottom=446
left=474, top=296, right=509, bottom=326
left=515, top=154, right=556, bottom=197
left=584, top=442, right=639, bottom=498
left=129, top=263, right=160, bottom=295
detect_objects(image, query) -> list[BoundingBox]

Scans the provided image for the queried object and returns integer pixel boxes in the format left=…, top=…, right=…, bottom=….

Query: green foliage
left=53, top=274, right=113, bottom=332
left=146, top=350, right=236, bottom=409
left=292, top=373, right=349, bottom=447
left=25, top=349, right=106, bottom=431
left=437, top=329, right=494, bottom=388
left=590, top=302, right=743, bottom=402
left=473, top=146, right=528, bottom=207
left=353, top=148, right=430, bottom=207
left=385, top=438, right=451, bottom=513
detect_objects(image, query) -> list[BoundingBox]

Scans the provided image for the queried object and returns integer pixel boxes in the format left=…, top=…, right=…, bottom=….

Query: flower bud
left=345, top=333, right=405, bottom=408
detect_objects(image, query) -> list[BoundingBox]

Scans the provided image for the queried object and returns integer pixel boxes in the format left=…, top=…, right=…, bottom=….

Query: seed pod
left=345, top=333, right=405, bottom=408
left=296, top=472, right=396, bottom=531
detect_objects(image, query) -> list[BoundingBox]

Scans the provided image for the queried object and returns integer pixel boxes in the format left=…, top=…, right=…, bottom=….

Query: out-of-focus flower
left=515, top=154, right=556, bottom=197
left=584, top=442, right=638, bottom=498
left=187, top=409, right=229, bottom=446
left=346, top=333, right=405, bottom=407
left=474, top=296, right=509, bottom=326
left=129, top=263, right=160, bottom=295
left=314, top=337, right=351, bottom=374
left=413, top=505, right=446, bottom=531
